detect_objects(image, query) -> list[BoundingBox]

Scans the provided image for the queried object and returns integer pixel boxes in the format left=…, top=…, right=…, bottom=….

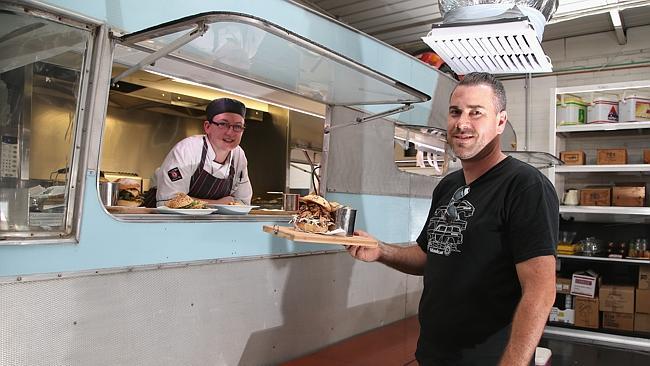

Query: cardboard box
left=549, top=307, right=575, bottom=324
left=602, top=312, right=634, bottom=331
left=634, top=313, right=650, bottom=333
left=556, top=277, right=572, bottom=294
left=580, top=187, right=611, bottom=206
left=612, top=185, right=646, bottom=207
left=574, top=296, right=600, bottom=329
left=571, top=271, right=599, bottom=298
left=597, top=148, right=627, bottom=165
left=640, top=266, right=650, bottom=290
left=644, top=150, right=650, bottom=164
left=599, top=285, right=635, bottom=313
left=637, top=288, right=650, bottom=314
left=560, top=150, right=586, bottom=165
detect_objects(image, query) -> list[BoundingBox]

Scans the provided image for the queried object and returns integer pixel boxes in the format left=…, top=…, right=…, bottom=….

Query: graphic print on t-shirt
left=426, top=199, right=475, bottom=256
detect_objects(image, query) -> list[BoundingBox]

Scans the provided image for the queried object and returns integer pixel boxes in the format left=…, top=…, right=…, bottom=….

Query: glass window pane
left=0, top=8, right=90, bottom=238
left=121, top=14, right=429, bottom=106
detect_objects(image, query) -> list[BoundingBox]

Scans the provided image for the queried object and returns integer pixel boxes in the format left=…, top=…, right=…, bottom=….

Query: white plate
left=206, top=204, right=259, bottom=215
left=155, top=206, right=218, bottom=215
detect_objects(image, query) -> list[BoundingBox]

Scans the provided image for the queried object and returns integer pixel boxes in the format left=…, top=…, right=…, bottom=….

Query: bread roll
left=117, top=199, right=142, bottom=207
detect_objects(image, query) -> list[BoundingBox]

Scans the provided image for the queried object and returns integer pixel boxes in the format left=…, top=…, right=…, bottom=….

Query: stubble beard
left=451, top=134, right=501, bottom=162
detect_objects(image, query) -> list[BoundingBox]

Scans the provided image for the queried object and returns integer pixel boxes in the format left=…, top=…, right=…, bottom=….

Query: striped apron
left=187, top=136, right=235, bottom=199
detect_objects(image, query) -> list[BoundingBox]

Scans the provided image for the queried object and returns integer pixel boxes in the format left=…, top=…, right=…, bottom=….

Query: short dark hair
left=454, top=72, right=506, bottom=112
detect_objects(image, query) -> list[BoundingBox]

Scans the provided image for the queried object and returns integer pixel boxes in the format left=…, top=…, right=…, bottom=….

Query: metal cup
left=99, top=182, right=120, bottom=206
left=335, top=206, right=357, bottom=236
left=282, top=193, right=300, bottom=211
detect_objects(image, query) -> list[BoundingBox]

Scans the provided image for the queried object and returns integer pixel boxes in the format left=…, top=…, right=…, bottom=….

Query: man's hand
left=345, top=230, right=383, bottom=262
left=344, top=230, right=427, bottom=276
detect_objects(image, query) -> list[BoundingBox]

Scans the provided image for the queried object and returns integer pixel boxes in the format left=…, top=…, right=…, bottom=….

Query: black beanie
left=206, top=98, right=246, bottom=122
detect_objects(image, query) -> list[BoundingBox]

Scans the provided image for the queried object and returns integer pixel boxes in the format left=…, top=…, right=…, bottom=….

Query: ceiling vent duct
left=422, top=0, right=558, bottom=74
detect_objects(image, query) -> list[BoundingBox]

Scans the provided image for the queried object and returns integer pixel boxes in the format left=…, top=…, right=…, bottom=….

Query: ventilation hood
left=422, top=0, right=558, bottom=74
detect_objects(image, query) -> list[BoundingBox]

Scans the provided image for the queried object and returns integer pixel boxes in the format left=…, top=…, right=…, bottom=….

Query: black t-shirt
left=415, top=156, right=558, bottom=353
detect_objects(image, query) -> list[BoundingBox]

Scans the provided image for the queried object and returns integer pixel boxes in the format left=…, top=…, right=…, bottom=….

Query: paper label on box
left=571, top=275, right=597, bottom=298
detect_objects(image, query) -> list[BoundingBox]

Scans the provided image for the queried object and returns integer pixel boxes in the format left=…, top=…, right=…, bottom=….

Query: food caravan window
left=394, top=125, right=451, bottom=177
left=101, top=68, right=326, bottom=212
left=0, top=7, right=91, bottom=242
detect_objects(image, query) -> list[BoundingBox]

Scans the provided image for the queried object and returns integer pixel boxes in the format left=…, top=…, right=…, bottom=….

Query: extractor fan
left=422, top=0, right=558, bottom=74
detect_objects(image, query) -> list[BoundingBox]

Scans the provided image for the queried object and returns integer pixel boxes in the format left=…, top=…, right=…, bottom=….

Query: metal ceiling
left=295, top=0, right=650, bottom=55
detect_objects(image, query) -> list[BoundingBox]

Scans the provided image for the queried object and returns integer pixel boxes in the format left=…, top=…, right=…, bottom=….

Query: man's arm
left=499, top=255, right=556, bottom=366
left=346, top=230, right=427, bottom=276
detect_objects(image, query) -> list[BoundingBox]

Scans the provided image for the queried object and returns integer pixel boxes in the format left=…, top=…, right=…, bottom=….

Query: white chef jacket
left=156, top=135, right=252, bottom=205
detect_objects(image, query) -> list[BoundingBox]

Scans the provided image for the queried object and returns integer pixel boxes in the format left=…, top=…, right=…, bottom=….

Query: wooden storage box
left=644, top=149, right=650, bottom=164
left=612, top=185, right=646, bottom=207
left=560, top=150, right=586, bottom=165
left=580, top=187, right=611, bottom=206
left=597, top=149, right=627, bottom=165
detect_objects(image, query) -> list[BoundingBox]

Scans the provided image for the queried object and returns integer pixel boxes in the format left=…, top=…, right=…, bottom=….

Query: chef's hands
left=345, top=230, right=383, bottom=262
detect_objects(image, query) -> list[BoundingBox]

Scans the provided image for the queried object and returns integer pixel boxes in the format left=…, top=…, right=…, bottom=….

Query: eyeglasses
left=444, top=185, right=470, bottom=223
left=209, top=120, right=246, bottom=133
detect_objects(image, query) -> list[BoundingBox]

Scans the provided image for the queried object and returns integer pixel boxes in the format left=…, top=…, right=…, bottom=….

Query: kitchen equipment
left=334, top=206, right=357, bottom=236
left=0, top=188, right=29, bottom=230
left=580, top=237, right=602, bottom=257
left=282, top=193, right=300, bottom=211
left=99, top=182, right=120, bottom=206
left=563, top=189, right=580, bottom=206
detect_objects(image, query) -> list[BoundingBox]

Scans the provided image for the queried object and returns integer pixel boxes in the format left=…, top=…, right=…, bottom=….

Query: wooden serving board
left=262, top=225, right=378, bottom=247
left=106, top=206, right=155, bottom=214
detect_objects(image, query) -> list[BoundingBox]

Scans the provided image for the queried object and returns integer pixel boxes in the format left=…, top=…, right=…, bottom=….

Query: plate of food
left=155, top=193, right=217, bottom=215
left=207, top=203, right=259, bottom=215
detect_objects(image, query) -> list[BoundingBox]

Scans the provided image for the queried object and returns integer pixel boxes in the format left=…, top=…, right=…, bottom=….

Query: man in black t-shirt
left=347, top=72, right=558, bottom=365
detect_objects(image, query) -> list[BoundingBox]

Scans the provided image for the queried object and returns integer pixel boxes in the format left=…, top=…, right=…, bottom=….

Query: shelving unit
left=549, top=80, right=650, bottom=349
left=550, top=80, right=650, bottom=219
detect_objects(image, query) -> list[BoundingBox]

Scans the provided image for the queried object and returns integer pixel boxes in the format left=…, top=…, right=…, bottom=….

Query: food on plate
left=292, top=194, right=343, bottom=233
left=165, top=192, right=207, bottom=209
left=227, top=201, right=243, bottom=206
left=116, top=178, right=144, bottom=207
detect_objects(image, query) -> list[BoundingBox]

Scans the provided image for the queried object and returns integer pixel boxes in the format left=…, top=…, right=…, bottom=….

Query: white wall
left=503, top=24, right=650, bottom=153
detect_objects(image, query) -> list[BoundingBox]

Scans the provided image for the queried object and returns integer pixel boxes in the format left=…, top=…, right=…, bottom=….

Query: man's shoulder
left=501, top=157, right=555, bottom=195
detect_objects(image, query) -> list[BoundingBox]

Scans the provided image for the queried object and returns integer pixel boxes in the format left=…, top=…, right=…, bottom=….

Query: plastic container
left=535, top=347, right=552, bottom=366
left=556, top=96, right=587, bottom=126
left=618, top=95, right=650, bottom=122
left=587, top=97, right=618, bottom=124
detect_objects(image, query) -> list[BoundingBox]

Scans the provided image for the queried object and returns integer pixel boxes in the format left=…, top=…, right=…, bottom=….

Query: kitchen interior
left=100, top=66, right=326, bottom=210
left=1, top=59, right=328, bottom=230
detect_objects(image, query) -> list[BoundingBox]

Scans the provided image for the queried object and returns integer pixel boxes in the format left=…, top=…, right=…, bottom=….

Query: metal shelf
left=559, top=206, right=650, bottom=224
left=555, top=164, right=650, bottom=174
left=557, top=254, right=650, bottom=264
left=556, top=121, right=650, bottom=133
left=560, top=205, right=650, bottom=215
left=544, top=326, right=650, bottom=352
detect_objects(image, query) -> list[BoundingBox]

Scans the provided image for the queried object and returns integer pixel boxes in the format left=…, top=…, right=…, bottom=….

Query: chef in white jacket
left=152, top=98, right=252, bottom=206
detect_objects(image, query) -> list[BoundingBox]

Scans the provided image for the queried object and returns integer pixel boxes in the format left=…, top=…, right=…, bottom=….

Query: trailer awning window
left=116, top=13, right=429, bottom=106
